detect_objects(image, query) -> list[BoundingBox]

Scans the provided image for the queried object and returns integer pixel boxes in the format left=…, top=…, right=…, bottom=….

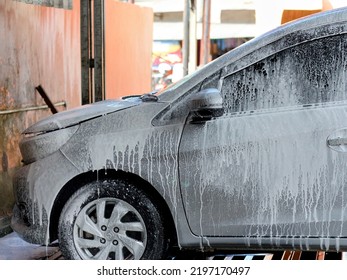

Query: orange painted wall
left=281, top=9, right=322, bottom=24
left=105, top=1, right=153, bottom=99
left=0, top=0, right=81, bottom=215
left=281, top=0, right=338, bottom=24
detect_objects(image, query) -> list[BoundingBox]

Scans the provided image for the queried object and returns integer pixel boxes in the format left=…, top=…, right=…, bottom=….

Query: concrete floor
left=0, top=232, right=62, bottom=260
left=1, top=231, right=346, bottom=260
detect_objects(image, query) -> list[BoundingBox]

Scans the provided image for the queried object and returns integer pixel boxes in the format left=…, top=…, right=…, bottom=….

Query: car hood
left=24, top=98, right=142, bottom=134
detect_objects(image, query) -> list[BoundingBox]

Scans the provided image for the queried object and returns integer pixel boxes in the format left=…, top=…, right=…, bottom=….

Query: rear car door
left=179, top=28, right=347, bottom=239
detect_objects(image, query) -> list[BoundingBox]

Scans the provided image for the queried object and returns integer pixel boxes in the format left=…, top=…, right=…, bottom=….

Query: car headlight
left=20, top=125, right=79, bottom=165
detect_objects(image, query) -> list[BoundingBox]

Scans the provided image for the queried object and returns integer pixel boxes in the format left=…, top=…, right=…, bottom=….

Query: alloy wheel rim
left=73, top=197, right=147, bottom=260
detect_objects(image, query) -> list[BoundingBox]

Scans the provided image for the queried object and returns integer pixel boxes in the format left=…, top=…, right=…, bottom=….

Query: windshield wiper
left=122, top=90, right=159, bottom=102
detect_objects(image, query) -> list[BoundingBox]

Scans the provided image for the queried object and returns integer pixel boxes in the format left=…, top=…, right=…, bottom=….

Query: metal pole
left=35, top=85, right=58, bottom=114
left=200, top=0, right=211, bottom=66
left=189, top=0, right=197, bottom=74
left=94, top=0, right=105, bottom=102
left=183, top=0, right=190, bottom=76
left=81, top=0, right=91, bottom=105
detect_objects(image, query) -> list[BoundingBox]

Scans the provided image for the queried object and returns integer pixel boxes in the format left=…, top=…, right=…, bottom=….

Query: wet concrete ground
left=0, top=232, right=62, bottom=260
left=1, top=231, right=346, bottom=260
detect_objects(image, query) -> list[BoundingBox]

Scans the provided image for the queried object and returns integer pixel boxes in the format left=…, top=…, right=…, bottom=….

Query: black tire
left=58, top=178, right=168, bottom=260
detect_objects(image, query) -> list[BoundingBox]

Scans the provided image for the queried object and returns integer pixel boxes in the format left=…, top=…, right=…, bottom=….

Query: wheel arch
left=49, top=169, right=178, bottom=248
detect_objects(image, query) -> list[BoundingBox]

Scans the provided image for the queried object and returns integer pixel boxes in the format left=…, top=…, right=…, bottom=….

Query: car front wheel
left=58, top=178, right=168, bottom=260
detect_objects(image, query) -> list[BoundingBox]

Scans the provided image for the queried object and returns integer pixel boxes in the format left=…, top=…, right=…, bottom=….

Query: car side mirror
left=189, top=88, right=223, bottom=123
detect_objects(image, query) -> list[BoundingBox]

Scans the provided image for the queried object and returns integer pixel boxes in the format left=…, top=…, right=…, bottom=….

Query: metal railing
left=0, top=102, right=66, bottom=116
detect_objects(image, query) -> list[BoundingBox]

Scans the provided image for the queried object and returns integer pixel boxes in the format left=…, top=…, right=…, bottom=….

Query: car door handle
left=327, top=137, right=347, bottom=147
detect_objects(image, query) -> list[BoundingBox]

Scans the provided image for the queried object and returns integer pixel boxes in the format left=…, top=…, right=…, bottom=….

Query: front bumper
left=11, top=204, right=49, bottom=245
left=11, top=164, right=49, bottom=245
left=11, top=148, right=81, bottom=245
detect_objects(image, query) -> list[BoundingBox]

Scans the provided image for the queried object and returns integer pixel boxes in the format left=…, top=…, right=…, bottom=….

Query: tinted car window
left=221, top=34, right=347, bottom=113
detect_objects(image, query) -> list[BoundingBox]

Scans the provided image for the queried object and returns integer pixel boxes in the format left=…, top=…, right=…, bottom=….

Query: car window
left=220, top=33, right=347, bottom=114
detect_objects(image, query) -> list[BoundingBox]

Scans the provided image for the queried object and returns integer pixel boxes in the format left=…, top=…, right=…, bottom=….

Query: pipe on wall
left=0, top=102, right=66, bottom=116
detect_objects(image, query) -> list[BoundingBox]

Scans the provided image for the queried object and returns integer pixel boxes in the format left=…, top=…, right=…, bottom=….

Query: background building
left=135, top=0, right=346, bottom=88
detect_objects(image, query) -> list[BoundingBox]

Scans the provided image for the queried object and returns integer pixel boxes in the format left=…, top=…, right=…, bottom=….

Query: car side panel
left=179, top=105, right=347, bottom=241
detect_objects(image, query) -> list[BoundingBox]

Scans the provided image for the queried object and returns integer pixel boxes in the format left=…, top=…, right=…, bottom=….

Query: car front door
left=178, top=31, right=347, bottom=240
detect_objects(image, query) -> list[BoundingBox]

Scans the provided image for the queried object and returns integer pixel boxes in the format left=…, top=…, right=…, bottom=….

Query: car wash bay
left=2, top=0, right=347, bottom=261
